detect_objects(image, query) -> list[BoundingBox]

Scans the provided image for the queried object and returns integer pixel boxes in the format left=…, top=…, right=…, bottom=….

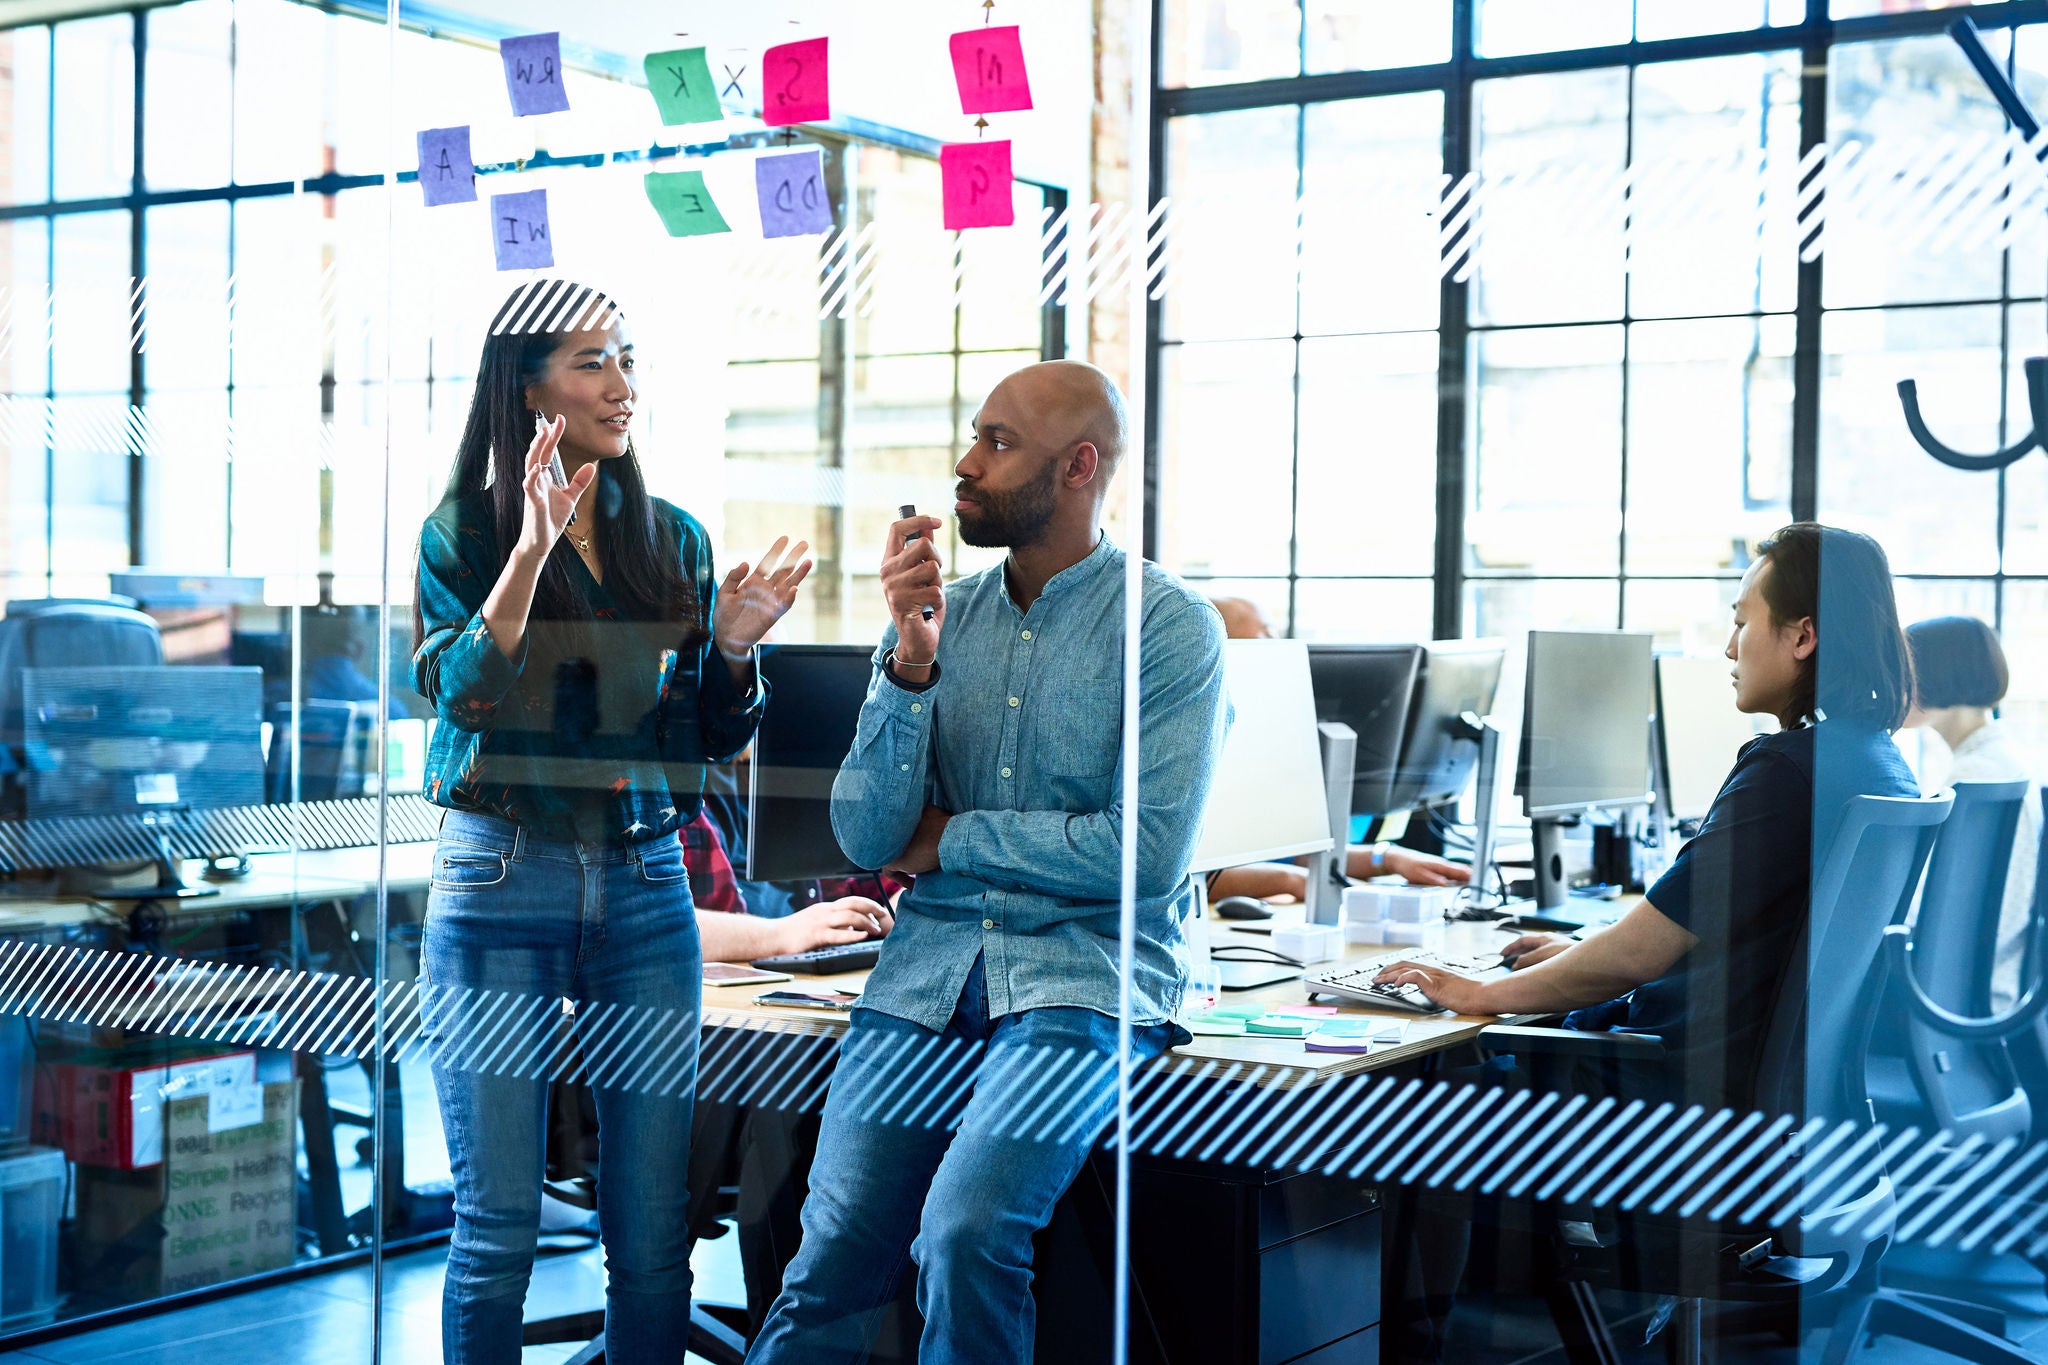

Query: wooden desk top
left=702, top=912, right=1556, bottom=1087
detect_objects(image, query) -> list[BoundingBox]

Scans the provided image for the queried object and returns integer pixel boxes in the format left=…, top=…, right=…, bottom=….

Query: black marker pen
left=899, top=503, right=934, bottom=622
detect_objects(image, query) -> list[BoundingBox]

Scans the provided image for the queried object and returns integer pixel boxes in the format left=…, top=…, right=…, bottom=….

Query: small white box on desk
left=1272, top=923, right=1342, bottom=965
left=1356, top=884, right=1452, bottom=924
left=1341, top=886, right=1381, bottom=926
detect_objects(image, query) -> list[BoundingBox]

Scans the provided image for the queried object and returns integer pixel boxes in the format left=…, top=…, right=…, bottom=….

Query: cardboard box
left=74, top=1080, right=298, bottom=1300
left=35, top=1047, right=263, bottom=1170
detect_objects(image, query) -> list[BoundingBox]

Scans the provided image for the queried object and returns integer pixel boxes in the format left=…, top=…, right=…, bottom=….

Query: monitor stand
left=63, top=814, right=220, bottom=901
left=1304, top=721, right=1356, bottom=928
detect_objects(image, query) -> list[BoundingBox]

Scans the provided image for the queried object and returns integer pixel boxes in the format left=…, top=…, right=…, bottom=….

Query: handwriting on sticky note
left=490, top=189, right=555, bottom=270
left=940, top=140, right=1015, bottom=231
left=949, top=26, right=1032, bottom=115
left=644, top=47, right=722, bottom=127
left=416, top=126, right=476, bottom=207
left=645, top=169, right=731, bottom=238
left=761, top=36, right=829, bottom=127
left=501, top=33, right=570, bottom=117
left=755, top=149, right=834, bottom=238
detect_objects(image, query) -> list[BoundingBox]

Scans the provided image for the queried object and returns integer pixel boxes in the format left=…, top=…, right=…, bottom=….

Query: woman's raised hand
left=516, top=414, right=594, bottom=562
left=713, top=537, right=814, bottom=658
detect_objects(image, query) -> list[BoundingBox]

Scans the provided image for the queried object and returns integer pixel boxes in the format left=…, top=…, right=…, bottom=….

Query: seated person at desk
left=1378, top=522, right=1917, bottom=1108
left=1207, top=594, right=1470, bottom=894
left=748, top=362, right=1230, bottom=1365
left=1902, top=615, right=2039, bottom=1011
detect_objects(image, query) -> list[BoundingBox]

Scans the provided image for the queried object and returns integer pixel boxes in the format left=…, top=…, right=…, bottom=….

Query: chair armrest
left=1478, top=1025, right=1667, bottom=1060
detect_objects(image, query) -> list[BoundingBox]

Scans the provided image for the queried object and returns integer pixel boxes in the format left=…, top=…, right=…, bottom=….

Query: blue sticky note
left=416, top=126, right=476, bottom=207
left=755, top=149, right=833, bottom=239
left=490, top=189, right=555, bottom=271
left=501, top=32, right=570, bottom=117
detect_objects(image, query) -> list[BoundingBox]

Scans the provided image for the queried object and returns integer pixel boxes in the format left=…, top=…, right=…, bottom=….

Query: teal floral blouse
left=410, top=493, right=763, bottom=845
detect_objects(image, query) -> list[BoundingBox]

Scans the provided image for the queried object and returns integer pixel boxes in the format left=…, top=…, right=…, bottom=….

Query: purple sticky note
left=490, top=189, right=555, bottom=270
left=761, top=36, right=829, bottom=127
left=501, top=33, right=570, bottom=117
left=755, top=149, right=834, bottom=239
left=416, top=126, right=476, bottom=207
left=949, top=26, right=1033, bottom=116
left=941, top=141, right=1015, bottom=231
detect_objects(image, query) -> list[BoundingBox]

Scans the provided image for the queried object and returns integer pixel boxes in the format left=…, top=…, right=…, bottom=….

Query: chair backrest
left=3, top=595, right=139, bottom=616
left=0, top=605, right=163, bottom=741
left=1902, top=781, right=2032, bottom=1141
left=1755, top=792, right=1953, bottom=1128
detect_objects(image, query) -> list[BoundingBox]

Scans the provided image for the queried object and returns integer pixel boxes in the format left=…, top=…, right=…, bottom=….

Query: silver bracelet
left=890, top=648, right=935, bottom=670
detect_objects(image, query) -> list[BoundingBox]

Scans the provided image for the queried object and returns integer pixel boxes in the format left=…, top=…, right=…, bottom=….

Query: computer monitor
left=21, top=666, right=265, bottom=821
left=1190, top=639, right=1335, bottom=874
left=1514, top=631, right=1654, bottom=911
left=1304, top=644, right=1424, bottom=820
left=746, top=644, right=872, bottom=882
left=1654, top=653, right=1774, bottom=827
left=1389, top=639, right=1508, bottom=812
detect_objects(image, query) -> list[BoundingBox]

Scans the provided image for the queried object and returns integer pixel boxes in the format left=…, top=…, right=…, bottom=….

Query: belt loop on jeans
left=511, top=822, right=527, bottom=863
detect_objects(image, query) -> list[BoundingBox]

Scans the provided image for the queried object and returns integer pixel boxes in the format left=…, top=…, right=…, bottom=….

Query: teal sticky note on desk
left=644, top=170, right=730, bottom=238
left=644, top=47, right=722, bottom=126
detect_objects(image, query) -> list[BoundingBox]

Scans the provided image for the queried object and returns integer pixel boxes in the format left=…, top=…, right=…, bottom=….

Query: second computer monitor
left=1655, top=653, right=1775, bottom=825
left=746, top=643, right=874, bottom=882
left=1390, top=639, right=1507, bottom=812
left=1516, top=630, right=1655, bottom=818
left=22, top=665, right=265, bottom=821
left=1304, top=644, right=1425, bottom=820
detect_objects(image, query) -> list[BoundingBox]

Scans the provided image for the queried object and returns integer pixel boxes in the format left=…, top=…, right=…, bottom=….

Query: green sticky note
left=644, top=47, right=722, bottom=126
left=644, top=170, right=731, bottom=238
left=1245, top=1016, right=1312, bottom=1037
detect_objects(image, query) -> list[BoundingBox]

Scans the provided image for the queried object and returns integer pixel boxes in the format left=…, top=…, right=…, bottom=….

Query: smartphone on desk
left=704, top=962, right=791, bottom=987
left=756, top=989, right=859, bottom=1011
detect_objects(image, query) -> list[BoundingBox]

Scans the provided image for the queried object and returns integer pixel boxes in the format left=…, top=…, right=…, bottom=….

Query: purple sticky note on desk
left=501, top=32, right=571, bottom=117
left=941, top=140, right=1015, bottom=231
left=490, top=189, right=555, bottom=271
left=949, top=26, right=1033, bottom=116
left=761, top=36, right=829, bottom=127
left=416, top=126, right=476, bottom=207
left=755, top=149, right=834, bottom=238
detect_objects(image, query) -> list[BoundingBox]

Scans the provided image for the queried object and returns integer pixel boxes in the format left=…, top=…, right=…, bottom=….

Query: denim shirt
left=410, top=493, right=763, bottom=845
left=831, top=535, right=1230, bottom=1029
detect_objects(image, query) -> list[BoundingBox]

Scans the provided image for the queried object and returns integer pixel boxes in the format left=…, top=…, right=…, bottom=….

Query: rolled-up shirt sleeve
left=410, top=518, right=526, bottom=733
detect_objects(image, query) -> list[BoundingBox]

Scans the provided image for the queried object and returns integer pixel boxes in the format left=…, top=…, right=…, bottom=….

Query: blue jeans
left=747, top=957, right=1176, bottom=1365
left=423, top=810, right=702, bottom=1365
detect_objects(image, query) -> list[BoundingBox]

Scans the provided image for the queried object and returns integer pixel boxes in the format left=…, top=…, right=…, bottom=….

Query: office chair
left=0, top=603, right=163, bottom=814
left=1994, top=790, right=2048, bottom=1113
left=1481, top=792, right=2035, bottom=1365
left=1870, top=780, right=2032, bottom=1143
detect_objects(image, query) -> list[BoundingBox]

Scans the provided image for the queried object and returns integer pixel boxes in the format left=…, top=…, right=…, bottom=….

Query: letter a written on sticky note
left=644, top=47, right=722, bottom=127
left=950, top=26, right=1032, bottom=115
left=501, top=33, right=570, bottom=116
left=756, top=149, right=834, bottom=238
left=645, top=170, right=731, bottom=238
left=761, top=36, right=829, bottom=127
left=491, top=189, right=555, bottom=270
left=416, top=126, right=476, bottom=207
left=941, top=141, right=1015, bottom=230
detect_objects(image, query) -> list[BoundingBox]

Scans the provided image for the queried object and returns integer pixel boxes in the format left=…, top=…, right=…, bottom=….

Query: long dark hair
left=411, top=281, right=702, bottom=647
left=1754, top=522, right=1913, bottom=731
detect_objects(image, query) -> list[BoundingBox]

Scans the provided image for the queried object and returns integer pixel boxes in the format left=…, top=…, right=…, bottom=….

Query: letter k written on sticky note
left=644, top=47, right=722, bottom=126
left=645, top=170, right=731, bottom=237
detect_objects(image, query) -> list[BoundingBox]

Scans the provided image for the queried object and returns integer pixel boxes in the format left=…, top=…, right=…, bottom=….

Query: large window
left=1155, top=0, right=2048, bottom=775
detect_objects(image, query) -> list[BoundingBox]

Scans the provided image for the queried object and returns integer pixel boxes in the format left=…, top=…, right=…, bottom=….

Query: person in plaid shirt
left=678, top=811, right=900, bottom=960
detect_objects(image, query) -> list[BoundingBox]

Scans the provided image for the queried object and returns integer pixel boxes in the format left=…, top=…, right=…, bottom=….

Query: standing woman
left=411, top=283, right=809, bottom=1364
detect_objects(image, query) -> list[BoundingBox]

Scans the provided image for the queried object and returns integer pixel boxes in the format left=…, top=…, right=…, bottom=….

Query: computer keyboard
left=1303, top=947, right=1510, bottom=1015
left=752, top=942, right=882, bottom=975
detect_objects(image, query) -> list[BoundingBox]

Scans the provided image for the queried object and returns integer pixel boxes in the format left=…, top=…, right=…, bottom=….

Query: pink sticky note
left=940, top=140, right=1014, bottom=231
left=762, top=37, right=829, bottom=127
left=950, top=26, right=1033, bottom=115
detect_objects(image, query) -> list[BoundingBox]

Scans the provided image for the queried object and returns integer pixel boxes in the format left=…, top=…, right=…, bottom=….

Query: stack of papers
left=1303, top=1018, right=1409, bottom=1053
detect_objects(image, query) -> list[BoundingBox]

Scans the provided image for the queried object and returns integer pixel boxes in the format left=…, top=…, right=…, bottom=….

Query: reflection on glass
left=1161, top=0, right=1303, bottom=88
left=1305, top=0, right=1451, bottom=73
left=1472, top=69, right=1629, bottom=325
left=1819, top=305, right=2001, bottom=575
left=1625, top=315, right=1794, bottom=575
left=1469, top=324, right=1625, bottom=575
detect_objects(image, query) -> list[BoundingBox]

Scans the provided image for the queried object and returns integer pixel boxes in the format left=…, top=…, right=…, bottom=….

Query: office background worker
left=748, top=361, right=1229, bottom=1364
left=410, top=285, right=811, bottom=1365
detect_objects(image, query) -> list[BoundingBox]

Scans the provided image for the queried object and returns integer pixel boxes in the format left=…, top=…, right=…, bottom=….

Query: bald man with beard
left=747, top=363, right=1231, bottom=1365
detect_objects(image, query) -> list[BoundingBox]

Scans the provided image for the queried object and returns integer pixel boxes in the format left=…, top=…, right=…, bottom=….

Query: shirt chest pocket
left=1037, top=681, right=1121, bottom=780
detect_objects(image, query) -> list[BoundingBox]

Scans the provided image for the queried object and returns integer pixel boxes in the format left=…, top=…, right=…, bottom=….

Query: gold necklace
left=567, top=526, right=594, bottom=554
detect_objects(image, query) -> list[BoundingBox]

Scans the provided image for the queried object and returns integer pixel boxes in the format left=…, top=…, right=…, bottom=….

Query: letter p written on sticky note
left=941, top=140, right=1015, bottom=231
left=949, top=26, right=1033, bottom=115
left=761, top=36, right=829, bottom=126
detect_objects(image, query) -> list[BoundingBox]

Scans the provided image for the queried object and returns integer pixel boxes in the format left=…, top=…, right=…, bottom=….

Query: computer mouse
left=1213, top=896, right=1273, bottom=921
